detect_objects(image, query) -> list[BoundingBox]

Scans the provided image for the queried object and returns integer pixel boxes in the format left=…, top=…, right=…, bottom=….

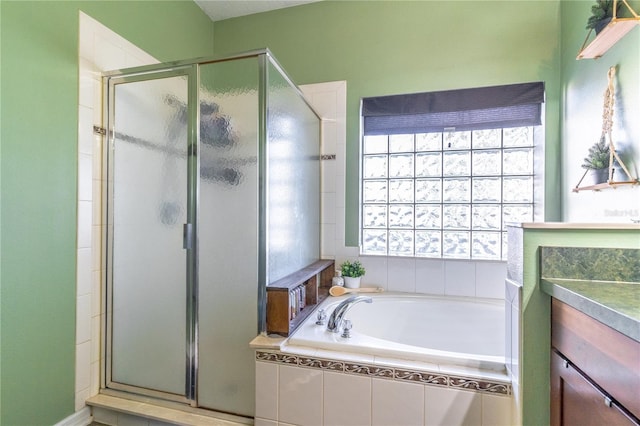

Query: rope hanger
left=573, top=66, right=638, bottom=191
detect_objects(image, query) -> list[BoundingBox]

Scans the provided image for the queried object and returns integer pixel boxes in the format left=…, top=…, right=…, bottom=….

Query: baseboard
left=54, top=407, right=92, bottom=426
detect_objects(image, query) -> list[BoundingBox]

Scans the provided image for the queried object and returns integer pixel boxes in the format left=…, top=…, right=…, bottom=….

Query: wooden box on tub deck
left=266, top=259, right=334, bottom=337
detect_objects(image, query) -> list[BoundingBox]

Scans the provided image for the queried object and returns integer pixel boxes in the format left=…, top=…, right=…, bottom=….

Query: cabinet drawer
left=552, top=299, right=640, bottom=420
left=551, top=350, right=638, bottom=425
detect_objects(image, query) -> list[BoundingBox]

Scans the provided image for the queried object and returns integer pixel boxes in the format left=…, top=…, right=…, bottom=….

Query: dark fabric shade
left=362, top=82, right=544, bottom=135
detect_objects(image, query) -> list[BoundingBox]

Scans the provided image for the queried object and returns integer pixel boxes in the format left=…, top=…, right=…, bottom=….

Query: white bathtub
left=286, top=293, right=505, bottom=371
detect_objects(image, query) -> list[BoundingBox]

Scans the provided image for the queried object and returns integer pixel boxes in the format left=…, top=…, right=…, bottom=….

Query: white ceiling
left=194, top=0, right=320, bottom=22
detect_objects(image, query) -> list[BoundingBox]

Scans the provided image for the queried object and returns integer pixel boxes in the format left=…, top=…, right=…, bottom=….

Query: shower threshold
left=86, top=392, right=252, bottom=426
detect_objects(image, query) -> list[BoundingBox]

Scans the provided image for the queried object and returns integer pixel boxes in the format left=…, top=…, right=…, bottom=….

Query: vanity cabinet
left=266, top=259, right=334, bottom=337
left=551, top=299, right=640, bottom=425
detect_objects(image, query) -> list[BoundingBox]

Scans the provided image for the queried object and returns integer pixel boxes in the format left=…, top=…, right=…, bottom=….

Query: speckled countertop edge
left=541, top=278, right=640, bottom=342
left=510, top=222, right=640, bottom=230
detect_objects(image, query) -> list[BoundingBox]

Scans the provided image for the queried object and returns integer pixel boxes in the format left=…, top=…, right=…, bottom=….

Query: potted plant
left=582, top=136, right=612, bottom=183
left=586, top=0, right=620, bottom=34
left=340, top=260, right=366, bottom=289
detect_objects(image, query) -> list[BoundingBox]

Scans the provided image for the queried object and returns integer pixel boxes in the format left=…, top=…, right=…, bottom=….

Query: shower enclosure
left=103, top=50, right=321, bottom=416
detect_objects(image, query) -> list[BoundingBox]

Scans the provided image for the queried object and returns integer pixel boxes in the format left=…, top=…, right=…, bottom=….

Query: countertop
left=508, top=222, right=640, bottom=230
left=541, top=278, right=640, bottom=342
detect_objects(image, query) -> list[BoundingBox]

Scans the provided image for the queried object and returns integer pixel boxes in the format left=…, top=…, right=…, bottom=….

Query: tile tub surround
left=255, top=350, right=513, bottom=426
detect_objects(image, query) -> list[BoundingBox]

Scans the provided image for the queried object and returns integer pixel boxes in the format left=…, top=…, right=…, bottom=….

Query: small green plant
left=340, top=260, right=366, bottom=278
left=582, top=137, right=611, bottom=170
left=586, top=0, right=620, bottom=30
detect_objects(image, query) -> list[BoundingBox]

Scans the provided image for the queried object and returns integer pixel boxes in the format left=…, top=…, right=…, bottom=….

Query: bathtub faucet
left=327, top=295, right=373, bottom=333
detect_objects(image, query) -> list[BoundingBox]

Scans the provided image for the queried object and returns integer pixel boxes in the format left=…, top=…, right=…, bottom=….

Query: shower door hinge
left=183, top=223, right=194, bottom=250
left=93, top=125, right=107, bottom=136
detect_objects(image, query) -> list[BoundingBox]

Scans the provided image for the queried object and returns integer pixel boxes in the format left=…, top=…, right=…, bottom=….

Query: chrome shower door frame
left=103, top=64, right=199, bottom=405
left=101, top=48, right=321, bottom=414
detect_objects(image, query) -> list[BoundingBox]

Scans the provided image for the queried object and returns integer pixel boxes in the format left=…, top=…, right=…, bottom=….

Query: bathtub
left=286, top=293, right=505, bottom=372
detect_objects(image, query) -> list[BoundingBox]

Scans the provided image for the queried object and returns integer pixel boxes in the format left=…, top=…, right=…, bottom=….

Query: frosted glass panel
left=197, top=58, right=260, bottom=416
left=267, top=59, right=321, bottom=283
left=111, top=75, right=188, bottom=395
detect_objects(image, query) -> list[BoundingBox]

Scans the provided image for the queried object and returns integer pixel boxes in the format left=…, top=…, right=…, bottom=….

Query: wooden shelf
left=573, top=179, right=639, bottom=192
left=266, top=259, right=334, bottom=336
left=577, top=0, right=640, bottom=60
left=577, top=18, right=640, bottom=59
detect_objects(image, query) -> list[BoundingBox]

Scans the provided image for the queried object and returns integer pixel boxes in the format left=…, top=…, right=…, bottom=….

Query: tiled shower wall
left=299, top=83, right=507, bottom=301
left=76, top=12, right=158, bottom=411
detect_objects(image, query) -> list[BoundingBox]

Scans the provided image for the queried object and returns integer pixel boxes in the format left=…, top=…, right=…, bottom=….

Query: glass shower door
left=107, top=71, right=192, bottom=400
left=197, top=57, right=260, bottom=416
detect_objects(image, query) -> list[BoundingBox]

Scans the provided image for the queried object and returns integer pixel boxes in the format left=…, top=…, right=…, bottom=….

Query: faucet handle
left=341, top=319, right=352, bottom=338
left=315, top=309, right=327, bottom=325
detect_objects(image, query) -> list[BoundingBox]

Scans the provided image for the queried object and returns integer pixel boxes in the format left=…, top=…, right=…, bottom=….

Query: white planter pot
left=343, top=276, right=361, bottom=289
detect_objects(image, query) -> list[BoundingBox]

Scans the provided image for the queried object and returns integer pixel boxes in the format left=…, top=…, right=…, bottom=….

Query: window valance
left=362, top=82, right=544, bottom=135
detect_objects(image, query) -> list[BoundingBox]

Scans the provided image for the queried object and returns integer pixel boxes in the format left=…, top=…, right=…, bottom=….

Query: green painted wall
left=519, top=2, right=640, bottom=423
left=213, top=0, right=563, bottom=246
left=560, top=0, right=640, bottom=221
left=520, top=227, right=640, bottom=425
left=0, top=1, right=213, bottom=424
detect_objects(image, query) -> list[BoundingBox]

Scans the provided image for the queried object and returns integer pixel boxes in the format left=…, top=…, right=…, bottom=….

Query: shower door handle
left=183, top=223, right=194, bottom=250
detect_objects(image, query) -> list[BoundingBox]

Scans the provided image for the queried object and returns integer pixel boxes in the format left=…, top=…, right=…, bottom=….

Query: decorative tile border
left=256, top=350, right=511, bottom=396
left=345, top=363, right=395, bottom=378
left=395, top=369, right=448, bottom=386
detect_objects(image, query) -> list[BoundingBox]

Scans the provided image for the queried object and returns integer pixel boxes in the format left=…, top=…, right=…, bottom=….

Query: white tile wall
left=358, top=256, right=388, bottom=289
left=76, top=11, right=158, bottom=412
left=256, top=359, right=513, bottom=426
left=255, top=361, right=279, bottom=421
left=323, top=372, right=371, bottom=426
left=372, top=378, right=424, bottom=426
left=424, top=386, right=481, bottom=426
left=278, top=365, right=323, bottom=426
left=415, top=259, right=445, bottom=295
left=445, top=261, right=476, bottom=297
left=482, top=392, right=513, bottom=426
left=476, top=261, right=508, bottom=299
left=386, top=257, right=417, bottom=292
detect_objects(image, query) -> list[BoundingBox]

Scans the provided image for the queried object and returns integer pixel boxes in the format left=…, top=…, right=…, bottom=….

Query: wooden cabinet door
left=551, top=350, right=639, bottom=426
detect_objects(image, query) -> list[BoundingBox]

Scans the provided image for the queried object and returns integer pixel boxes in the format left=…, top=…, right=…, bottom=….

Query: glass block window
left=361, top=127, right=535, bottom=260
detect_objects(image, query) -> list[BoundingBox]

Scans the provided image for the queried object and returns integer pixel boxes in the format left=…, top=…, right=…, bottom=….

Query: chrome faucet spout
left=326, top=295, right=373, bottom=333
